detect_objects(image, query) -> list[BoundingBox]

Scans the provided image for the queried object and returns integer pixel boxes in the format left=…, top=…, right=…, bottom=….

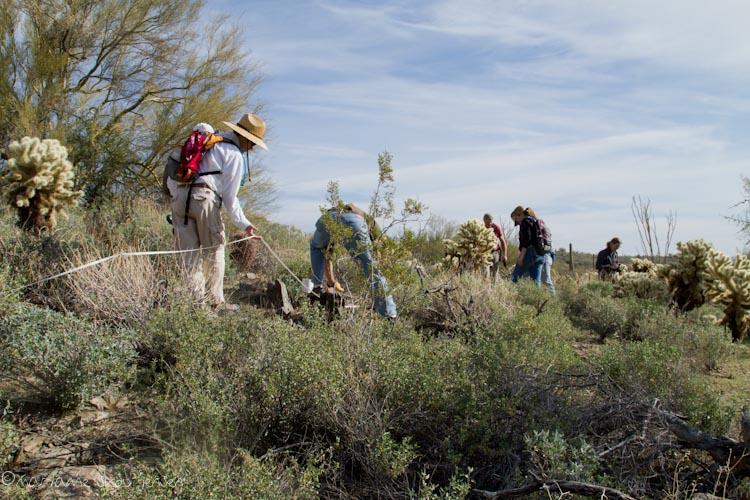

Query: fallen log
left=660, top=409, right=750, bottom=475
left=473, top=479, right=637, bottom=500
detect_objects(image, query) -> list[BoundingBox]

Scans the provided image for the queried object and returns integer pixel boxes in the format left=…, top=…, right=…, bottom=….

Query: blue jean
left=511, top=248, right=544, bottom=286
left=310, top=211, right=397, bottom=318
left=541, top=252, right=556, bottom=294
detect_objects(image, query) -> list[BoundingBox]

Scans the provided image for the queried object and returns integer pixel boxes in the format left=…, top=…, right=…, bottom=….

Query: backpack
left=165, top=130, right=231, bottom=183
left=533, top=217, right=553, bottom=255
left=164, top=129, right=241, bottom=225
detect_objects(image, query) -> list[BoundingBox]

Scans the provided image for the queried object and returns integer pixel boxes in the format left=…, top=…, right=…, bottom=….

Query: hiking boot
left=214, top=302, right=240, bottom=314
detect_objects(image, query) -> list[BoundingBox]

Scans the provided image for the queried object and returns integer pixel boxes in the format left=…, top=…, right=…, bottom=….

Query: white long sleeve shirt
left=167, top=133, right=251, bottom=230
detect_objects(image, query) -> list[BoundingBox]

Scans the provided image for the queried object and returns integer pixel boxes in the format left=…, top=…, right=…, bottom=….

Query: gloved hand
left=329, top=281, right=345, bottom=293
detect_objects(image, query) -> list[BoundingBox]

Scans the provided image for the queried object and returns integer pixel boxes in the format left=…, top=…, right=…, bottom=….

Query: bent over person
left=170, top=113, right=266, bottom=309
left=310, top=202, right=397, bottom=318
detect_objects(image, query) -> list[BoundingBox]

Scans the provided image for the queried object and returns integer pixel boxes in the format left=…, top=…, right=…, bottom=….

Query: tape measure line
left=5, top=235, right=260, bottom=297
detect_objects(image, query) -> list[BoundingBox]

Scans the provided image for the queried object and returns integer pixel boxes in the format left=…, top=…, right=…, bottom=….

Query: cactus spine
left=1, top=137, right=82, bottom=234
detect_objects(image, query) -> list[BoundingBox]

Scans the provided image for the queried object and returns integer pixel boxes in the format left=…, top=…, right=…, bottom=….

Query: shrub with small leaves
left=1, top=136, right=82, bottom=234
left=524, top=430, right=599, bottom=482
left=0, top=304, right=136, bottom=410
left=0, top=404, right=19, bottom=470
left=102, top=449, right=325, bottom=500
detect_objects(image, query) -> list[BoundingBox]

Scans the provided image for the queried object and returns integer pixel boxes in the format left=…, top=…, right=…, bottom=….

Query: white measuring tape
left=3, top=235, right=272, bottom=297
left=3, top=233, right=364, bottom=305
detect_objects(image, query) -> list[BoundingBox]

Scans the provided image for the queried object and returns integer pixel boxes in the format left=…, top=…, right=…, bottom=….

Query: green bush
left=102, top=449, right=325, bottom=500
left=596, top=338, right=732, bottom=435
left=562, top=281, right=628, bottom=340
left=634, top=308, right=733, bottom=372
left=0, top=304, right=136, bottom=410
left=524, top=429, right=599, bottom=482
left=0, top=404, right=18, bottom=470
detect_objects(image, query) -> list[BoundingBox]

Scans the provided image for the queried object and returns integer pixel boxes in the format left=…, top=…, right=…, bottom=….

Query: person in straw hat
left=170, top=113, right=268, bottom=311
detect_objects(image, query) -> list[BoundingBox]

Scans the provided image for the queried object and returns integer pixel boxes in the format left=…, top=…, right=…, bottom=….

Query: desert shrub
left=414, top=472, right=472, bottom=500
left=0, top=200, right=179, bottom=324
left=632, top=308, right=733, bottom=372
left=560, top=281, right=672, bottom=341
left=0, top=304, right=136, bottom=410
left=244, top=218, right=309, bottom=278
left=598, top=339, right=679, bottom=400
left=412, top=272, right=517, bottom=335
left=524, top=430, right=599, bottom=482
left=146, top=305, right=475, bottom=495
left=63, top=247, right=178, bottom=327
left=561, top=281, right=628, bottom=340
left=1, top=231, right=81, bottom=310
left=0, top=404, right=18, bottom=470
left=141, top=306, right=259, bottom=453
left=83, top=198, right=173, bottom=253
left=102, top=449, right=325, bottom=500
left=596, top=338, right=732, bottom=434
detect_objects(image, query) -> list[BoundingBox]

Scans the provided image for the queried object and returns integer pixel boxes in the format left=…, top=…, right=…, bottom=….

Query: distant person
left=310, top=202, right=397, bottom=318
left=483, top=213, right=507, bottom=282
left=510, top=205, right=545, bottom=286
left=524, top=207, right=555, bottom=294
left=596, top=237, right=622, bottom=280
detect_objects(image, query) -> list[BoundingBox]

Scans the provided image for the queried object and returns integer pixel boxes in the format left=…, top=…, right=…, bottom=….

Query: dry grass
left=63, top=243, right=179, bottom=326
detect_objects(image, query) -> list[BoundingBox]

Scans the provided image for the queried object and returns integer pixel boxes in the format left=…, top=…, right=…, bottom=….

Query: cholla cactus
left=1, top=137, right=82, bottom=234
left=613, top=271, right=669, bottom=301
left=704, top=250, right=750, bottom=341
left=659, top=239, right=713, bottom=311
left=444, top=219, right=495, bottom=272
left=630, top=257, right=658, bottom=275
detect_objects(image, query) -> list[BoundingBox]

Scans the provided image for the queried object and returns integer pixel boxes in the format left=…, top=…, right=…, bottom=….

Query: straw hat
left=222, top=113, right=268, bottom=150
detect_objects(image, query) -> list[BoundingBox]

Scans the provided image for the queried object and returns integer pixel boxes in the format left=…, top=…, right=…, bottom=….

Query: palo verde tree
left=0, top=0, right=268, bottom=207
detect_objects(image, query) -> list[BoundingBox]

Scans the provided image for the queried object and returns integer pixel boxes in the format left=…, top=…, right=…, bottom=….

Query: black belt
left=178, top=182, right=211, bottom=189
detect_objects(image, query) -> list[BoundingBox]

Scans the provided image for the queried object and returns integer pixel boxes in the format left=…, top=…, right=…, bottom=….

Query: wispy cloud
left=224, top=0, right=750, bottom=254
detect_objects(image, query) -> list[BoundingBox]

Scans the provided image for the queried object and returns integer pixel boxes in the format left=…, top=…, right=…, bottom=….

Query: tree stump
left=266, top=279, right=294, bottom=316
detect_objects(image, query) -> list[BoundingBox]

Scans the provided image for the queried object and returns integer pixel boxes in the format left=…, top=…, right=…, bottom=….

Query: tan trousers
left=170, top=186, right=226, bottom=305
left=489, top=249, right=502, bottom=282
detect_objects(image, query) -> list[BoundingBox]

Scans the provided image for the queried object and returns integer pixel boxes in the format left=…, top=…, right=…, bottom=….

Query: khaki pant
left=170, top=186, right=226, bottom=305
left=489, top=249, right=502, bottom=282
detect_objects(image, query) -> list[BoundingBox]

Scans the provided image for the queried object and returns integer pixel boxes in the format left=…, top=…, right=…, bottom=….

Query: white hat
left=194, top=123, right=214, bottom=134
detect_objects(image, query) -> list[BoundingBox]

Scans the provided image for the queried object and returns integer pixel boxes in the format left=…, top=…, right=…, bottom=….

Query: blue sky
left=213, top=0, right=749, bottom=254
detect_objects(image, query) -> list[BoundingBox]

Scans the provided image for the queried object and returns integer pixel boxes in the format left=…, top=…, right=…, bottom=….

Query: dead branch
left=659, top=410, right=750, bottom=474
left=474, top=478, right=637, bottom=500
